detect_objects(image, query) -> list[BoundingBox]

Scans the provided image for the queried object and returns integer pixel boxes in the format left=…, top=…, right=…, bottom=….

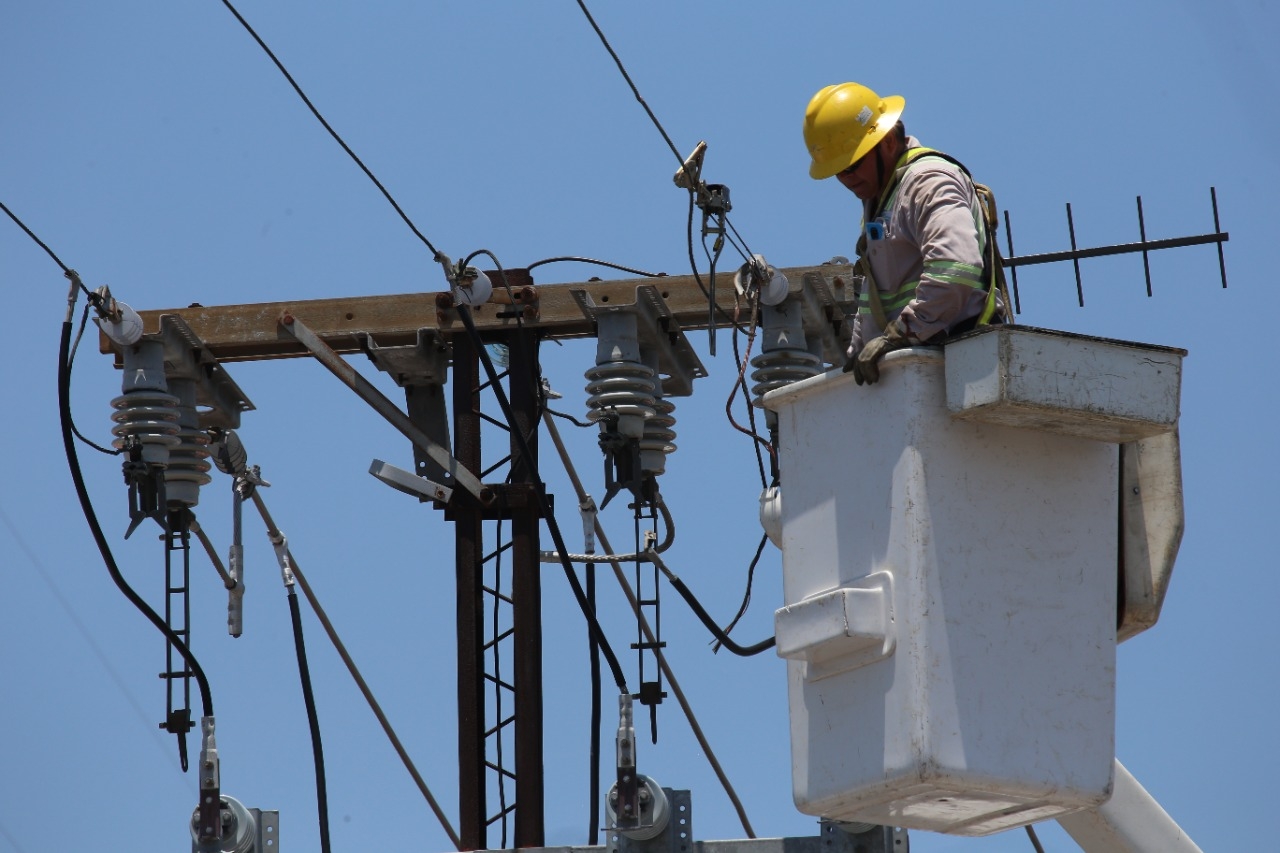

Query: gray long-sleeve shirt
left=851, top=140, right=994, bottom=353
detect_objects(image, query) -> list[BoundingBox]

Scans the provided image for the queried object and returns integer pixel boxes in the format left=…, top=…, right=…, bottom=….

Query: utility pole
left=99, top=264, right=853, bottom=849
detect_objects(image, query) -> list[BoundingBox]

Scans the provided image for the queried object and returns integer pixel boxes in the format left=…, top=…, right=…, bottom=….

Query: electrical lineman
left=803, top=82, right=1007, bottom=385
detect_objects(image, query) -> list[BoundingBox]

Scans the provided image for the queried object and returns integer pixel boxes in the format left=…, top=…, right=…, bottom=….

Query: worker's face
left=835, top=137, right=889, bottom=200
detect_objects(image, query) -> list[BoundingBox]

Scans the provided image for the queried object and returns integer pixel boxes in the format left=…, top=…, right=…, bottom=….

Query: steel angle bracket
left=140, top=314, right=255, bottom=430
left=361, top=329, right=455, bottom=489
left=360, top=328, right=450, bottom=388
left=572, top=285, right=707, bottom=397
left=796, top=265, right=858, bottom=367
left=278, top=312, right=487, bottom=503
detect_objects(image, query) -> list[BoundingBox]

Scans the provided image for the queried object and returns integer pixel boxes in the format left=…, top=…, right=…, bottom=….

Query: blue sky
left=2, top=2, right=1277, bottom=851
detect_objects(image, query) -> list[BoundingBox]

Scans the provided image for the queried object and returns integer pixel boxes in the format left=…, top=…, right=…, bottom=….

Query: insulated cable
left=730, top=319, right=770, bottom=489
left=248, top=490, right=463, bottom=851
left=69, top=304, right=123, bottom=456
left=712, top=532, right=768, bottom=655
left=542, top=411, right=756, bottom=838
left=647, top=549, right=775, bottom=657
left=218, top=0, right=442, bottom=258
left=287, top=584, right=332, bottom=853
left=525, top=256, right=666, bottom=278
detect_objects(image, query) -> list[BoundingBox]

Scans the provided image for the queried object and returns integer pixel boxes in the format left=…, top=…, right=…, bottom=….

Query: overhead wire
left=217, top=0, right=442, bottom=258
left=0, top=200, right=93, bottom=297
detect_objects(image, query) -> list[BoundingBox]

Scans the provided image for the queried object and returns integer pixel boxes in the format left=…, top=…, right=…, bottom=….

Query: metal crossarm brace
left=277, top=311, right=487, bottom=502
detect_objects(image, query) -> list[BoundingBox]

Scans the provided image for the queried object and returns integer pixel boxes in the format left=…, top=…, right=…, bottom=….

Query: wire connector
left=614, top=693, right=640, bottom=828
left=195, top=716, right=222, bottom=845
left=268, top=529, right=295, bottom=588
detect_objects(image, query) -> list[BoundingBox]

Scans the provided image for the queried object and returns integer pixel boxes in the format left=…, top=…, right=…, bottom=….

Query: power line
left=573, top=0, right=685, bottom=169
left=218, top=0, right=443, bottom=258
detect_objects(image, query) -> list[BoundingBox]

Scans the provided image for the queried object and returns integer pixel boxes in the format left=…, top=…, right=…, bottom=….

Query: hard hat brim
left=808, top=95, right=906, bottom=180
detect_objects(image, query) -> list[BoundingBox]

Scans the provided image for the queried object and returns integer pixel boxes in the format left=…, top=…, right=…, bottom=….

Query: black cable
left=58, top=278, right=215, bottom=719
left=455, top=302, right=629, bottom=691
left=712, top=533, right=768, bottom=654
left=586, top=562, right=602, bottom=845
left=546, top=407, right=594, bottom=429
left=0, top=201, right=90, bottom=294
left=648, top=551, right=774, bottom=657
left=525, top=256, right=665, bottom=278
left=1025, top=825, right=1046, bottom=853
left=731, top=327, right=768, bottom=489
left=218, top=0, right=442, bottom=257
left=287, top=588, right=332, bottom=853
left=573, top=0, right=685, bottom=169
left=724, top=216, right=756, bottom=265
left=69, top=304, right=122, bottom=456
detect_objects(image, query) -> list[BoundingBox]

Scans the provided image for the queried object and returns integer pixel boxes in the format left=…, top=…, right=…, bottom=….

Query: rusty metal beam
left=99, top=265, right=857, bottom=363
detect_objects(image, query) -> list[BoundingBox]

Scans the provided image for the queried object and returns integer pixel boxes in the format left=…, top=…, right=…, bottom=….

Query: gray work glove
left=844, top=318, right=909, bottom=386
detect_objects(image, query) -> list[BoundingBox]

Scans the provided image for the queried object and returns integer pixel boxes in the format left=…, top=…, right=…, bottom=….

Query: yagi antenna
left=1002, top=187, right=1229, bottom=312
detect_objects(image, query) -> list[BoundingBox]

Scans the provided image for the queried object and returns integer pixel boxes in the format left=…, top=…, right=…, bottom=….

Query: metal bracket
left=361, top=328, right=450, bottom=388
left=152, top=314, right=255, bottom=429
left=278, top=312, right=486, bottom=502
left=609, top=789, right=691, bottom=853
left=369, top=458, right=453, bottom=503
left=572, top=286, right=707, bottom=397
left=796, top=265, right=858, bottom=366
left=601, top=788, right=907, bottom=853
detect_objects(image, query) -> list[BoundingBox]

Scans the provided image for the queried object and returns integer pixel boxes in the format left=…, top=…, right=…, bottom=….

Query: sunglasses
left=839, top=155, right=869, bottom=177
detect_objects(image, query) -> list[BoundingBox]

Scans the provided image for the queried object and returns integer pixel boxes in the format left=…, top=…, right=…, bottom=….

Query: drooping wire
left=711, top=532, right=769, bottom=655
left=69, top=304, right=123, bottom=456
left=526, top=256, right=665, bottom=278
left=217, top=0, right=442, bottom=258
left=287, top=586, right=332, bottom=853
left=730, top=322, right=768, bottom=488
left=648, top=550, right=775, bottom=657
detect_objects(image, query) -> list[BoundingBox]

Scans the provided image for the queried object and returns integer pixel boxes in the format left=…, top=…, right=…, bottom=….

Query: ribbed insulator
left=584, top=361, right=656, bottom=438
left=110, top=391, right=181, bottom=465
left=639, top=396, right=677, bottom=475
left=165, top=379, right=211, bottom=508
left=165, top=424, right=212, bottom=507
left=750, top=348, right=823, bottom=401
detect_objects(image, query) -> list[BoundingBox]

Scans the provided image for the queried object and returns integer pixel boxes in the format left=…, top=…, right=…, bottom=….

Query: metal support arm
left=277, top=312, right=486, bottom=502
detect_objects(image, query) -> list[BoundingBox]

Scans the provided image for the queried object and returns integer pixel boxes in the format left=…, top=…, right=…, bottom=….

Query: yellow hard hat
left=803, top=83, right=905, bottom=180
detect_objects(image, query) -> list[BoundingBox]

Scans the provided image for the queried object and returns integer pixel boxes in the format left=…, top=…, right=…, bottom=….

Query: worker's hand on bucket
left=853, top=318, right=908, bottom=385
